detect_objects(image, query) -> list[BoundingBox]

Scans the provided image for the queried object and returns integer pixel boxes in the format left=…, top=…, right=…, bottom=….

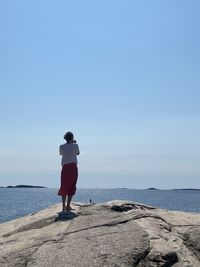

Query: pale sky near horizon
left=0, top=0, right=200, bottom=189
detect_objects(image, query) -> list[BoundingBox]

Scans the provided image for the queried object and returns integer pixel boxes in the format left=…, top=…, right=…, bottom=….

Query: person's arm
left=76, top=144, right=80, bottom=155
left=59, top=145, right=63, bottom=155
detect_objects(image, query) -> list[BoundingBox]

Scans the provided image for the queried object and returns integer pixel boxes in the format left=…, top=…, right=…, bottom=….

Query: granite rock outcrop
left=0, top=200, right=200, bottom=266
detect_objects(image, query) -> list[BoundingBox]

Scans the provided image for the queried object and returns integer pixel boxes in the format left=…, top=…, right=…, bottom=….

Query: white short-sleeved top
left=59, top=143, right=80, bottom=166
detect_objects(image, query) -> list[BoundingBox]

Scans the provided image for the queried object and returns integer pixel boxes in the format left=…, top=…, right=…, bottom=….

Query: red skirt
left=57, top=163, right=78, bottom=196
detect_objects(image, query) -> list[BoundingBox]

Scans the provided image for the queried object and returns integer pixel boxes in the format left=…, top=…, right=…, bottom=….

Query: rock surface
left=0, top=200, right=200, bottom=267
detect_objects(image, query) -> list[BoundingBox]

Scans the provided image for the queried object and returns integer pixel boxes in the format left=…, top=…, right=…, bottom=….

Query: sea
left=0, top=188, right=200, bottom=224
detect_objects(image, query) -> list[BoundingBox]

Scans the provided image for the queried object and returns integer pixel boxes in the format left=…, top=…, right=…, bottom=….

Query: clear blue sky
left=0, top=0, right=200, bottom=189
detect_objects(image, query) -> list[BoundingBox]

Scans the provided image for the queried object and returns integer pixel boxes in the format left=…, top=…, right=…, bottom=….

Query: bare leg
left=66, top=195, right=73, bottom=211
left=62, top=195, right=66, bottom=211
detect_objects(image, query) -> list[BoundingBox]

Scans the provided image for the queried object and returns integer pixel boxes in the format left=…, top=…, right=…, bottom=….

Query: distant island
left=1, top=185, right=47, bottom=188
left=146, top=187, right=159, bottom=190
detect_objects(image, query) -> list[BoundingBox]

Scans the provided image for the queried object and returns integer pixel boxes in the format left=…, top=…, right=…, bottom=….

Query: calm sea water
left=0, top=188, right=200, bottom=223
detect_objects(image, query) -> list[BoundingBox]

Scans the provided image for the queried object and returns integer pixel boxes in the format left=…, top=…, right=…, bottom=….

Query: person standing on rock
left=57, top=131, right=80, bottom=212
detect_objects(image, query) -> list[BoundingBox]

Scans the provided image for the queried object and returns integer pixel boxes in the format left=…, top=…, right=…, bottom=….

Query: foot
left=65, top=206, right=74, bottom=212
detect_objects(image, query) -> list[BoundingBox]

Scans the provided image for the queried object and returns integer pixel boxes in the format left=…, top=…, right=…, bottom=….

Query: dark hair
left=64, top=132, right=74, bottom=143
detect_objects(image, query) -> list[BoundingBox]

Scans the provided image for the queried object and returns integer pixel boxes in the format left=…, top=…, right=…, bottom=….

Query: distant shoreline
left=146, top=188, right=200, bottom=191
left=172, top=188, right=200, bottom=191
left=0, top=185, right=47, bottom=188
left=0, top=186, right=200, bottom=190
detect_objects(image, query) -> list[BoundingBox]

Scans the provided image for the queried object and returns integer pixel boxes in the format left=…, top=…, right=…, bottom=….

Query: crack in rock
left=63, top=218, right=130, bottom=236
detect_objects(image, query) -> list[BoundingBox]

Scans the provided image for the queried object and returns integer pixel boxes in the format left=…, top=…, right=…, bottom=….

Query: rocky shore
left=0, top=200, right=200, bottom=267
